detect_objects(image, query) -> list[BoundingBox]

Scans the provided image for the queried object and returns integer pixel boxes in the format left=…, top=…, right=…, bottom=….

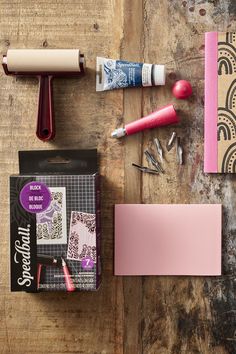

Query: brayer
left=2, top=49, right=85, bottom=141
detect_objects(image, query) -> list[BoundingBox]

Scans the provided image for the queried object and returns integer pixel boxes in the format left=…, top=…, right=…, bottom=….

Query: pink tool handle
left=36, top=75, right=55, bottom=141
left=125, top=104, right=179, bottom=135
left=37, top=264, right=42, bottom=289
left=63, top=263, right=76, bottom=292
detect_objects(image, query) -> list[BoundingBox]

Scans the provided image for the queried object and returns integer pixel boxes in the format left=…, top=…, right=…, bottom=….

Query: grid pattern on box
left=36, top=175, right=96, bottom=291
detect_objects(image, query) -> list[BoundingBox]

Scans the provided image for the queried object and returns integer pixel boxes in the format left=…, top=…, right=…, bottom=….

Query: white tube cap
left=153, top=65, right=165, bottom=85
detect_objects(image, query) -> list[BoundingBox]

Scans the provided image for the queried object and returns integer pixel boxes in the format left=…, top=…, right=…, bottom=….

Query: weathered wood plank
left=0, top=1, right=125, bottom=353
left=121, top=1, right=144, bottom=353
left=141, top=1, right=236, bottom=354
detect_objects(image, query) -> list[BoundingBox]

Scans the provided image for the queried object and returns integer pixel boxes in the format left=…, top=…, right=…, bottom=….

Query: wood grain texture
left=0, top=1, right=125, bottom=354
left=141, top=1, right=236, bottom=354
left=122, top=1, right=143, bottom=353
left=0, top=0, right=235, bottom=353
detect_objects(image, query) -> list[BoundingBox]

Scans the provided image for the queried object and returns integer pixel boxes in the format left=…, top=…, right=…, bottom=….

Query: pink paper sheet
left=115, top=204, right=222, bottom=276
left=204, top=32, right=218, bottom=173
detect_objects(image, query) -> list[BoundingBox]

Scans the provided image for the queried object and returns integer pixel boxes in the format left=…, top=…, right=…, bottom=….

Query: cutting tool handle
left=62, top=261, right=76, bottom=292
left=36, top=75, right=55, bottom=141
left=37, top=264, right=42, bottom=289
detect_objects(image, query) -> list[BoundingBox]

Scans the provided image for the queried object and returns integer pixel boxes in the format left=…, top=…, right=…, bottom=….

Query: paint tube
left=96, top=57, right=165, bottom=91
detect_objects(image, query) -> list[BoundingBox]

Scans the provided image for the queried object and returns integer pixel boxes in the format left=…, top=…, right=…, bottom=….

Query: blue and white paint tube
left=96, top=57, right=165, bottom=91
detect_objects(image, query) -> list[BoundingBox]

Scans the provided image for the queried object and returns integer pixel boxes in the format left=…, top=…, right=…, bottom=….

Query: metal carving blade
left=154, top=137, right=163, bottom=163
left=176, top=137, right=183, bottom=165
left=166, top=132, right=177, bottom=151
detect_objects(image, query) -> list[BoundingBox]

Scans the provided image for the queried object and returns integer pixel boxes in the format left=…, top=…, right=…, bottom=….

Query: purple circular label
left=81, top=257, right=94, bottom=270
left=20, top=181, right=51, bottom=214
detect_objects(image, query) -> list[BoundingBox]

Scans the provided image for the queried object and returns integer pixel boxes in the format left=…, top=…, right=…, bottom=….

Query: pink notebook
left=115, top=204, right=222, bottom=276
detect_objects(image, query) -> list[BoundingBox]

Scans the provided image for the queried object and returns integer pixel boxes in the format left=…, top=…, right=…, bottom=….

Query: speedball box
left=10, top=150, right=101, bottom=292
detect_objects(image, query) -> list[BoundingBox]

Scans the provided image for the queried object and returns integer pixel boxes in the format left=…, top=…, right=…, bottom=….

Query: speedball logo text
left=14, top=225, right=34, bottom=287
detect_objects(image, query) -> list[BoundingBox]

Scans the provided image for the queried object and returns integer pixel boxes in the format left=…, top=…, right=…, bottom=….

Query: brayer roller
left=2, top=49, right=85, bottom=141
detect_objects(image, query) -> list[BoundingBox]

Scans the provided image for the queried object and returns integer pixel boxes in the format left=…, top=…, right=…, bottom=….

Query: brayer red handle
left=36, top=75, right=55, bottom=141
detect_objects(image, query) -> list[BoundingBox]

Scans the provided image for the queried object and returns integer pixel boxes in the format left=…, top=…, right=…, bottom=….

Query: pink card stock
left=114, top=204, right=222, bottom=276
left=204, top=32, right=218, bottom=173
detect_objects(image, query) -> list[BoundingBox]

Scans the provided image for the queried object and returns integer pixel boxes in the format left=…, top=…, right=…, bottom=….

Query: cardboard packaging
left=10, top=150, right=101, bottom=292
left=204, top=32, right=236, bottom=173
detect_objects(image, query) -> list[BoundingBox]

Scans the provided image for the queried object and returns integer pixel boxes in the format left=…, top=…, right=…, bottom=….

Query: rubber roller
left=2, top=49, right=85, bottom=141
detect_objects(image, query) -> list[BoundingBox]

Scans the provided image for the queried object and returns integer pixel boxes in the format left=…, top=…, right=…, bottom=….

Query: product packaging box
left=10, top=150, right=101, bottom=292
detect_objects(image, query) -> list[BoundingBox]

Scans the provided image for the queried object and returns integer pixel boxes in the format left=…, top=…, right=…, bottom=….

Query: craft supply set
left=5, top=31, right=236, bottom=291
left=10, top=150, right=101, bottom=292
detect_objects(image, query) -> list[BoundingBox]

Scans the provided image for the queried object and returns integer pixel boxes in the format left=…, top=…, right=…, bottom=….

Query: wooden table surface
left=0, top=1, right=235, bottom=353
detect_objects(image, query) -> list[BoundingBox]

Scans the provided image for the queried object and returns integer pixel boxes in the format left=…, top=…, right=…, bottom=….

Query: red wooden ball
left=172, top=80, right=192, bottom=99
